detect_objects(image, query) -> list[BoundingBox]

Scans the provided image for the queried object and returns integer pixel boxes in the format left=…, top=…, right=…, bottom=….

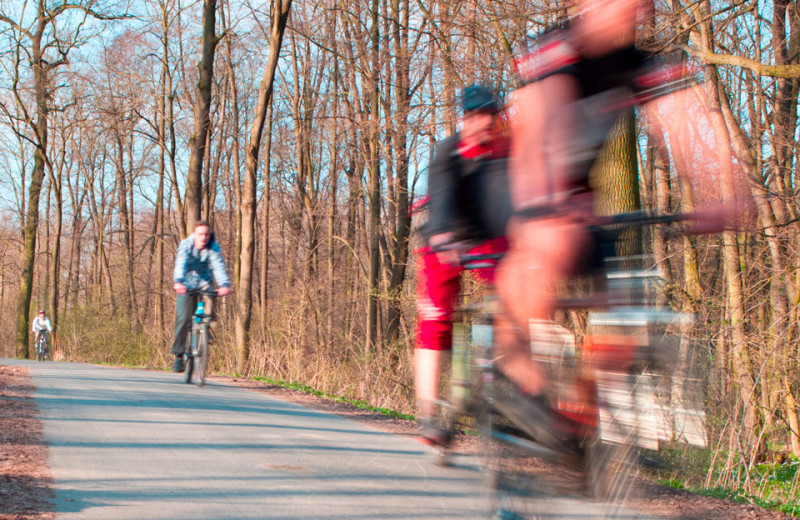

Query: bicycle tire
left=196, top=327, right=208, bottom=387
left=183, top=330, right=194, bottom=384
left=477, top=371, right=548, bottom=520
left=584, top=371, right=643, bottom=518
left=37, top=337, right=47, bottom=361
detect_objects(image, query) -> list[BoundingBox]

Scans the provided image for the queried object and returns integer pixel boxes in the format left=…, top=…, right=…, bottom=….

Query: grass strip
left=250, top=376, right=416, bottom=421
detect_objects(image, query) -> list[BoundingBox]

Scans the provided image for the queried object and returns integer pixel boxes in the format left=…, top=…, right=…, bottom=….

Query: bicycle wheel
left=195, top=327, right=209, bottom=387
left=477, top=371, right=552, bottom=520
left=36, top=339, right=44, bottom=362
left=183, top=331, right=194, bottom=384
left=584, top=371, right=642, bottom=518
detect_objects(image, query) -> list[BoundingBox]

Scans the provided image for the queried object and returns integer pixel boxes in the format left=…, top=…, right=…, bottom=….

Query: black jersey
left=514, top=29, right=697, bottom=194
left=422, top=133, right=512, bottom=246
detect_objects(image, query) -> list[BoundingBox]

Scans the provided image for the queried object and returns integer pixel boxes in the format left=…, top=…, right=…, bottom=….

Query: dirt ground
left=0, top=365, right=54, bottom=520
left=0, top=364, right=795, bottom=520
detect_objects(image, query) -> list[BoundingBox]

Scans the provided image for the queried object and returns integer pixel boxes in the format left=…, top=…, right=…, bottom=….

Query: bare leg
left=495, top=217, right=591, bottom=394
left=415, top=348, right=442, bottom=417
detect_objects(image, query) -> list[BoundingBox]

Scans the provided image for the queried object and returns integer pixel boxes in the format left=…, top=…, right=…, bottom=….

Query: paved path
left=3, top=359, right=650, bottom=519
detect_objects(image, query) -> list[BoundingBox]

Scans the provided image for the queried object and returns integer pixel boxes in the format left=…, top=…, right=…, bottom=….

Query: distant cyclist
left=415, top=84, right=512, bottom=446
left=32, top=309, right=53, bottom=354
left=171, top=220, right=231, bottom=372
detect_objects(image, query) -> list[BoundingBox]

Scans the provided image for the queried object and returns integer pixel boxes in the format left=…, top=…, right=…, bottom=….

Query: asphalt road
left=4, top=359, right=651, bottom=520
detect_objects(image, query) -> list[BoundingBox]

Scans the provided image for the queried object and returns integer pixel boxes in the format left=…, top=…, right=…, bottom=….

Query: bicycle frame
left=442, top=211, right=706, bottom=518
left=35, top=332, right=49, bottom=361
left=183, top=289, right=216, bottom=386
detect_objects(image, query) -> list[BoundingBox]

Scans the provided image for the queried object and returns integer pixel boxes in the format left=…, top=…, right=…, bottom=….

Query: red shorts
left=415, top=237, right=508, bottom=351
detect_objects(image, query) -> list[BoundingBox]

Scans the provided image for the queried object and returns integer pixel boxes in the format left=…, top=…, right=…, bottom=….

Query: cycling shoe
left=418, top=417, right=453, bottom=447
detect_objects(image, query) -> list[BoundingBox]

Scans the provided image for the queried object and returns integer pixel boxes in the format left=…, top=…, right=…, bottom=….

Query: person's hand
left=436, top=249, right=461, bottom=266
left=174, top=282, right=187, bottom=294
left=685, top=200, right=752, bottom=235
left=217, top=286, right=230, bottom=297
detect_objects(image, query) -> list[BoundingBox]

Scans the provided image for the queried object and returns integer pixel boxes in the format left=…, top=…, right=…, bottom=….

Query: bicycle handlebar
left=183, top=288, right=219, bottom=297
left=459, top=253, right=504, bottom=270
left=457, top=211, right=695, bottom=270
left=587, top=210, right=692, bottom=229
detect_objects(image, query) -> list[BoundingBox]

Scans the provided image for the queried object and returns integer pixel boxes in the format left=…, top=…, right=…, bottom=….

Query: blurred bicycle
left=434, top=211, right=706, bottom=519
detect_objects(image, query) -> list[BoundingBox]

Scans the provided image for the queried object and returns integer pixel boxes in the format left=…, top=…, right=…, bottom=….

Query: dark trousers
left=34, top=331, right=49, bottom=347
left=171, top=293, right=215, bottom=356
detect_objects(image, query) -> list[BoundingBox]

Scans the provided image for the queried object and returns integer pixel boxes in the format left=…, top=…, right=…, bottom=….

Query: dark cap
left=461, top=84, right=498, bottom=113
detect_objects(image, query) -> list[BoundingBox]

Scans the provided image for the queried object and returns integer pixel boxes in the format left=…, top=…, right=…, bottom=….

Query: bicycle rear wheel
left=584, top=371, right=643, bottom=518
left=195, top=327, right=209, bottom=387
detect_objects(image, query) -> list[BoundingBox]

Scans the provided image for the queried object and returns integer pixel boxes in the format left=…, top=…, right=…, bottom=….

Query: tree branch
left=682, top=45, right=800, bottom=78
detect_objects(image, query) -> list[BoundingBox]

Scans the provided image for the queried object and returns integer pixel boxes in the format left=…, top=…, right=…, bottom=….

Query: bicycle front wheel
left=183, top=332, right=194, bottom=384
left=195, top=327, right=209, bottom=387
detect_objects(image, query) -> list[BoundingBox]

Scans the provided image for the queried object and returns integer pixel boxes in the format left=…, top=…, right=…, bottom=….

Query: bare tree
left=235, top=0, right=292, bottom=374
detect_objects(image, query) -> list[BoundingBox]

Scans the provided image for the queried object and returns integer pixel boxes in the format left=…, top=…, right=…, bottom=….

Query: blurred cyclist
left=171, top=220, right=231, bottom=372
left=493, top=0, right=748, bottom=442
left=415, top=84, right=512, bottom=446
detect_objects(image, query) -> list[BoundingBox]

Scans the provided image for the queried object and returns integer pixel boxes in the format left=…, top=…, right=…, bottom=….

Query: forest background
left=1, top=0, right=799, bottom=503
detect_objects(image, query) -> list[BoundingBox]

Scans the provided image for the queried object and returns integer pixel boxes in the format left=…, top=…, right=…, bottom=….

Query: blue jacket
left=173, top=236, right=230, bottom=290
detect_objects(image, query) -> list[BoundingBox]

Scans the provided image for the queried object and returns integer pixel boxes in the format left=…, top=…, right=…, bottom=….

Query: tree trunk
left=48, top=160, right=63, bottom=344
left=365, top=0, right=382, bottom=353
left=385, top=0, right=412, bottom=345
left=114, top=133, right=139, bottom=330
left=184, top=0, right=219, bottom=236
left=592, top=111, right=642, bottom=255
left=259, top=102, right=273, bottom=330
left=235, top=0, right=292, bottom=375
left=15, top=4, right=50, bottom=358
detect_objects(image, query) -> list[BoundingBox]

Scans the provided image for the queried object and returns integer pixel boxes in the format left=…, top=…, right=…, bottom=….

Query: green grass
left=249, top=376, right=416, bottom=421
left=654, top=449, right=800, bottom=517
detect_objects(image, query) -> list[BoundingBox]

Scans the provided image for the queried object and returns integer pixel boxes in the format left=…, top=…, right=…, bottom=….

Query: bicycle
left=437, top=211, right=706, bottom=519
left=183, top=288, right=217, bottom=387
left=35, top=332, right=49, bottom=362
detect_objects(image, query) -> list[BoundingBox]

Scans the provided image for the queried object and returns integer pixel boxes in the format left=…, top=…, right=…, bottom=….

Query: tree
left=235, top=0, right=292, bottom=375
left=0, top=0, right=127, bottom=358
left=184, top=0, right=221, bottom=236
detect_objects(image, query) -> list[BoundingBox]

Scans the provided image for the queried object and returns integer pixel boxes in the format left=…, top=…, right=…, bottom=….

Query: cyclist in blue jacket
left=171, top=220, right=231, bottom=372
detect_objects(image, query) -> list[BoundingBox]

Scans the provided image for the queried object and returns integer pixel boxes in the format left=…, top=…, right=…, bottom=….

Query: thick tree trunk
left=592, top=112, right=641, bottom=256
left=235, top=0, right=292, bottom=375
left=184, top=0, right=219, bottom=236
left=15, top=5, right=49, bottom=358
left=365, top=0, right=382, bottom=353
left=385, top=0, right=412, bottom=345
left=16, top=149, right=46, bottom=359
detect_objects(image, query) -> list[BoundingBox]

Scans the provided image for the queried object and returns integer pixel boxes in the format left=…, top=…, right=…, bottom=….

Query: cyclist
left=171, top=219, right=231, bottom=372
left=32, top=309, right=53, bottom=356
left=493, top=0, right=749, bottom=444
left=415, top=84, right=512, bottom=446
